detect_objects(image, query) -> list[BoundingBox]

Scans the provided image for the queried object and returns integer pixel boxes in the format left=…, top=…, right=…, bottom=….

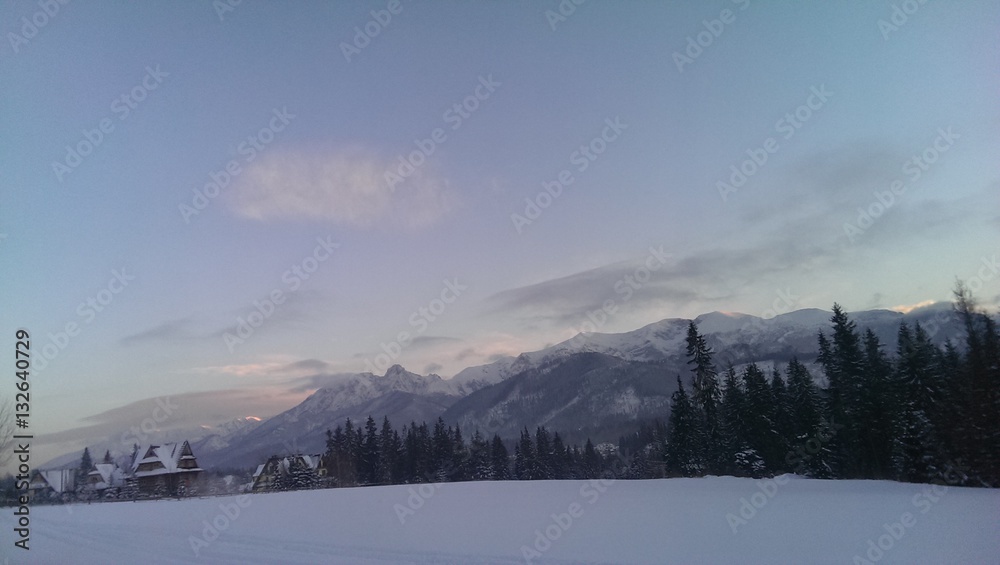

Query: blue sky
left=1, top=1, right=998, bottom=464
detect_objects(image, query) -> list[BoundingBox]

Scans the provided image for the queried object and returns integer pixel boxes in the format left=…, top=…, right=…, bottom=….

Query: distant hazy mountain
left=194, top=365, right=477, bottom=469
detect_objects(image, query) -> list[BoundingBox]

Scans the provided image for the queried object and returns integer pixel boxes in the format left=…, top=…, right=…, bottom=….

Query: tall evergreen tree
left=450, top=425, right=469, bottom=482
left=75, top=447, right=93, bottom=496
left=818, top=304, right=866, bottom=478
left=551, top=432, right=569, bottom=479
left=432, top=418, right=453, bottom=481
left=582, top=438, right=601, bottom=478
left=354, top=416, right=378, bottom=485
left=858, top=329, right=895, bottom=479
left=468, top=430, right=492, bottom=481
left=378, top=416, right=401, bottom=485
left=892, top=323, right=946, bottom=482
left=741, top=363, right=781, bottom=473
left=686, top=321, right=721, bottom=472
left=952, top=284, right=1000, bottom=486
left=784, top=358, right=832, bottom=477
left=535, top=426, right=553, bottom=480
left=514, top=428, right=536, bottom=480
left=490, top=434, right=511, bottom=480
left=665, top=376, right=705, bottom=477
left=718, top=365, right=752, bottom=475
left=769, top=366, right=793, bottom=471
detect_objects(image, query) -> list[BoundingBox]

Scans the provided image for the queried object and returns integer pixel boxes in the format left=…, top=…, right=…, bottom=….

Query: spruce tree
left=741, top=363, right=781, bottom=474
left=818, top=304, right=865, bottom=478
left=361, top=416, right=380, bottom=485
left=514, top=428, right=536, bottom=480
left=952, top=284, right=1000, bottom=486
left=665, top=376, right=705, bottom=477
left=490, top=434, right=511, bottom=480
left=378, top=416, right=400, bottom=485
left=450, top=425, right=469, bottom=482
left=719, top=365, right=754, bottom=475
left=858, top=329, right=895, bottom=479
left=784, top=358, right=832, bottom=477
left=551, top=432, right=569, bottom=480
left=432, top=418, right=453, bottom=482
left=76, top=447, right=93, bottom=496
left=892, top=323, right=944, bottom=482
left=468, top=430, right=492, bottom=481
left=686, top=321, right=721, bottom=472
left=582, top=438, right=601, bottom=478
left=535, top=427, right=553, bottom=480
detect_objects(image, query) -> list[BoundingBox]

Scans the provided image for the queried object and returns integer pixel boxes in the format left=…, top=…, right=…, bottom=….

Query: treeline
left=320, top=416, right=630, bottom=487
left=659, top=285, right=1000, bottom=487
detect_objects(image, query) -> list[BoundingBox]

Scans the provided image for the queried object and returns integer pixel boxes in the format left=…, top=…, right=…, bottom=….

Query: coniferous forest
left=294, top=285, right=998, bottom=490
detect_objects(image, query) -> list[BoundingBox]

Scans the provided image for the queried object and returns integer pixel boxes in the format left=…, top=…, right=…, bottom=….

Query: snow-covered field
left=3, top=476, right=999, bottom=564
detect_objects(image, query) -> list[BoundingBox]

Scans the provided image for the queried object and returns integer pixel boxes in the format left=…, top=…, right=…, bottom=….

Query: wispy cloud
left=193, top=358, right=334, bottom=378
left=227, top=148, right=455, bottom=228
left=409, top=335, right=462, bottom=349
left=120, top=318, right=196, bottom=346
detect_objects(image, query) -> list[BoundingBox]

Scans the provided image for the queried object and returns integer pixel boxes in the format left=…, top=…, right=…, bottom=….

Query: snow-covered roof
left=130, top=441, right=202, bottom=478
left=88, top=463, right=126, bottom=489
left=31, top=469, right=76, bottom=493
left=254, top=454, right=323, bottom=481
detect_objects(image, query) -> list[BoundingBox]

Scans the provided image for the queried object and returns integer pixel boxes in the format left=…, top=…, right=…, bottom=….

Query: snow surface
left=4, top=477, right=998, bottom=564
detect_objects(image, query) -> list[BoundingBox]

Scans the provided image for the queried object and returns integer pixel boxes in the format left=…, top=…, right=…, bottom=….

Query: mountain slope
left=442, top=352, right=681, bottom=444
left=195, top=365, right=472, bottom=469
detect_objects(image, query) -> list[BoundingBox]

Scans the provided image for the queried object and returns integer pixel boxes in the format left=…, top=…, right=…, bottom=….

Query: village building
left=251, top=454, right=326, bottom=492
left=86, top=463, right=127, bottom=496
left=129, top=441, right=203, bottom=496
left=27, top=469, right=76, bottom=499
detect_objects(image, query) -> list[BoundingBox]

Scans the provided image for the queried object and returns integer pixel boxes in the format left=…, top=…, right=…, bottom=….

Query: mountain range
left=47, top=303, right=966, bottom=471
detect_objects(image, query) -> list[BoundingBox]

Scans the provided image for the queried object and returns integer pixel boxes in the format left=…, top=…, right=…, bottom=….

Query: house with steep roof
left=27, top=468, right=76, bottom=499
left=251, top=454, right=326, bottom=492
left=86, top=463, right=127, bottom=495
left=129, top=441, right=203, bottom=496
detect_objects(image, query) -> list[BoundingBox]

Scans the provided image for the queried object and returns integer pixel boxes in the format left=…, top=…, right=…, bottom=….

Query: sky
left=1, top=1, right=998, bottom=467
